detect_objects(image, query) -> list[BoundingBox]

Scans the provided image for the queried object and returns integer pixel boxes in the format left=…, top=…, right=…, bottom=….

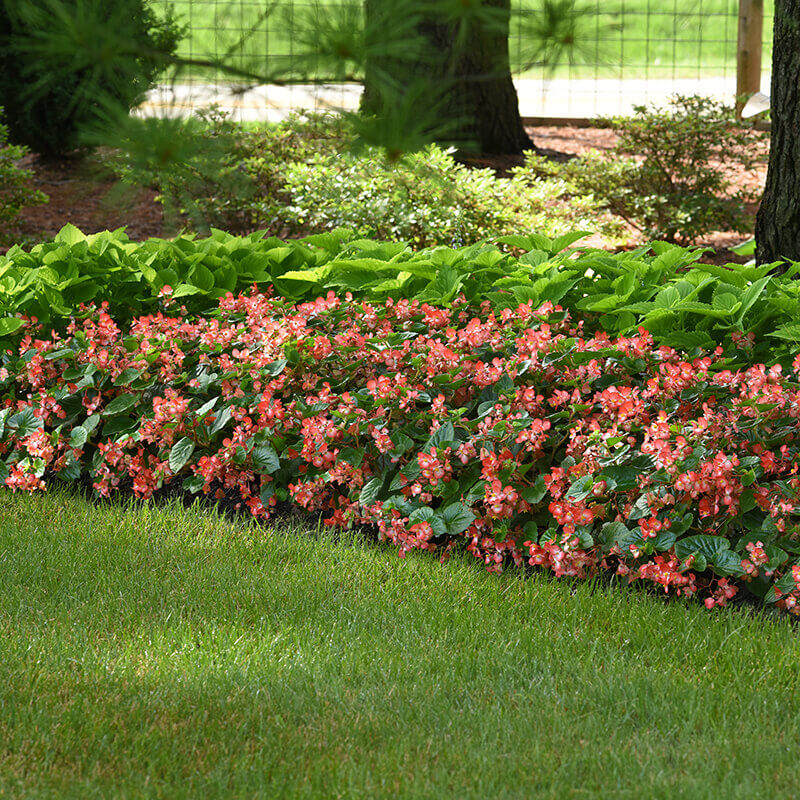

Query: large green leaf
left=0, top=317, right=24, bottom=336
left=168, top=437, right=195, bottom=474
left=252, top=444, right=280, bottom=474
left=440, top=502, right=476, bottom=535
left=675, top=535, right=732, bottom=563
left=54, top=223, right=86, bottom=246
left=113, top=368, right=143, bottom=386
left=359, top=478, right=383, bottom=507
left=103, top=394, right=138, bottom=416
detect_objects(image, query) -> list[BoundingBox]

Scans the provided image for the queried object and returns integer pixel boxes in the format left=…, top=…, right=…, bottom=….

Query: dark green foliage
left=0, top=107, right=47, bottom=242
left=0, top=0, right=184, bottom=157
left=518, top=95, right=768, bottom=243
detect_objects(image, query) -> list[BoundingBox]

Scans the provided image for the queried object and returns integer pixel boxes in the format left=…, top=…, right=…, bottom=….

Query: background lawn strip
left=153, top=0, right=774, bottom=82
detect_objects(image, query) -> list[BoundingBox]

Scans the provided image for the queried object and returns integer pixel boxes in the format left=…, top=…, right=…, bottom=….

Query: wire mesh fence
left=144, top=0, right=774, bottom=121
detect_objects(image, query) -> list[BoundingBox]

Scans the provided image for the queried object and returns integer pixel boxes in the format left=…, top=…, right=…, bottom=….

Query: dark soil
left=4, top=125, right=769, bottom=263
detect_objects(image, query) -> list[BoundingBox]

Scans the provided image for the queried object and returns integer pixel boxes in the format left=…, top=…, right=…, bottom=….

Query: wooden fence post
left=736, top=0, right=764, bottom=116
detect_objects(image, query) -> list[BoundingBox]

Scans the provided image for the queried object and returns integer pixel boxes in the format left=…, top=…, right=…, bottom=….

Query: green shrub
left=517, top=95, right=767, bottom=243
left=279, top=141, right=610, bottom=247
left=0, top=0, right=184, bottom=157
left=113, top=111, right=618, bottom=246
left=0, top=107, right=47, bottom=244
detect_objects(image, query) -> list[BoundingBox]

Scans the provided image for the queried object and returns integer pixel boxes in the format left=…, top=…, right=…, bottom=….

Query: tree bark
left=755, top=0, right=800, bottom=264
left=361, top=0, right=534, bottom=155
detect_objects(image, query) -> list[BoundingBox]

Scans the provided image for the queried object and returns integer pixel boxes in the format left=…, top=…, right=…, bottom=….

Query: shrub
left=0, top=0, right=184, bottom=156
left=4, top=290, right=800, bottom=612
left=0, top=107, right=47, bottom=243
left=517, top=95, right=768, bottom=243
left=113, top=111, right=617, bottom=245
left=279, top=141, right=610, bottom=247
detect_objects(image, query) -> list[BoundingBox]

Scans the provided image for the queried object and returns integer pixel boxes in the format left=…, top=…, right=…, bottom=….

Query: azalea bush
left=4, top=289, right=800, bottom=612
left=517, top=95, right=768, bottom=243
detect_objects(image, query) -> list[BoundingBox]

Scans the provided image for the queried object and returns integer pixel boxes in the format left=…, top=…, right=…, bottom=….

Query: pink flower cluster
left=3, top=287, right=800, bottom=611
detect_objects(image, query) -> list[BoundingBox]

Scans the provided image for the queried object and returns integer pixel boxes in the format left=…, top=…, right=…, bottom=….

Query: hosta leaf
left=654, top=286, right=681, bottom=309
left=172, top=283, right=202, bottom=299
left=550, top=231, right=591, bottom=254
left=518, top=250, right=549, bottom=267
left=0, top=317, right=23, bottom=336
left=711, top=292, right=740, bottom=313
left=190, top=264, right=216, bottom=292
left=54, top=223, right=86, bottom=246
left=280, top=267, right=329, bottom=284
left=736, top=276, right=771, bottom=323
left=661, top=331, right=716, bottom=351
left=768, top=323, right=800, bottom=341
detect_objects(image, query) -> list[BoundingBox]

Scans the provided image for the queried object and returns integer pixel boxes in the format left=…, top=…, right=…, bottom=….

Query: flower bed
left=4, top=287, right=800, bottom=611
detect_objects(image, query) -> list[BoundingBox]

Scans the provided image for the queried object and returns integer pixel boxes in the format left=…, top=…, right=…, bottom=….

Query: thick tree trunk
left=361, top=0, right=533, bottom=155
left=755, top=0, right=800, bottom=264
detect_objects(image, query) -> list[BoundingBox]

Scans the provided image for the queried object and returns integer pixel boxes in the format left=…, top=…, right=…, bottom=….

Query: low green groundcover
left=1, top=225, right=798, bottom=366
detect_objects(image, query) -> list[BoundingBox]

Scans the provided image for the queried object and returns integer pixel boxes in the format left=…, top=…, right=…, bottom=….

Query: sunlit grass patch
left=0, top=489, right=798, bottom=798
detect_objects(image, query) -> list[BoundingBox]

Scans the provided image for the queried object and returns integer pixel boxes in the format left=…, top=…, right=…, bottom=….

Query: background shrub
left=0, top=107, right=47, bottom=244
left=516, top=95, right=768, bottom=243
left=0, top=0, right=183, bottom=157
left=112, top=111, right=619, bottom=246
left=279, top=141, right=606, bottom=247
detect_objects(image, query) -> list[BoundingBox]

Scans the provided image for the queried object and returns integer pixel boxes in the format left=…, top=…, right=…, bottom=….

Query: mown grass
left=155, top=0, right=774, bottom=82
left=1, top=488, right=799, bottom=798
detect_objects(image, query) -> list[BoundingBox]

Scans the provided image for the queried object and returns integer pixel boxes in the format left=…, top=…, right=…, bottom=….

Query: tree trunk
left=361, top=0, right=533, bottom=155
left=755, top=0, right=800, bottom=264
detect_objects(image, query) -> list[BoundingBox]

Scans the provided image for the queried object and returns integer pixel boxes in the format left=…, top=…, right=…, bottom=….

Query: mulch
left=7, top=153, right=163, bottom=247
left=4, top=125, right=769, bottom=264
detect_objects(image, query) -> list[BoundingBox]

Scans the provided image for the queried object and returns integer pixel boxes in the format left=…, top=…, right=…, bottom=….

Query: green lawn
left=1, top=489, right=799, bottom=798
left=154, top=0, right=774, bottom=82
